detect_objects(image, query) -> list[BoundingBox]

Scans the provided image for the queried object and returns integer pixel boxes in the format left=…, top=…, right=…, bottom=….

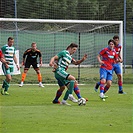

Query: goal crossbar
left=0, top=18, right=123, bottom=24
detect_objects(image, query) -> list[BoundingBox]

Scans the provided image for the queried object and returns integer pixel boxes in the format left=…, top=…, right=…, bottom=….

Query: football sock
left=37, top=73, right=42, bottom=82
left=2, top=80, right=10, bottom=91
left=2, top=80, right=6, bottom=89
left=63, top=80, right=74, bottom=100
left=100, top=81, right=105, bottom=93
left=97, top=81, right=100, bottom=86
left=74, top=84, right=82, bottom=99
left=104, top=85, right=110, bottom=94
left=54, top=89, right=63, bottom=101
left=21, top=72, right=26, bottom=82
left=118, top=80, right=123, bottom=91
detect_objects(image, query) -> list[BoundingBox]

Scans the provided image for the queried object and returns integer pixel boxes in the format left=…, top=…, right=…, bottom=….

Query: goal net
left=0, top=18, right=123, bottom=84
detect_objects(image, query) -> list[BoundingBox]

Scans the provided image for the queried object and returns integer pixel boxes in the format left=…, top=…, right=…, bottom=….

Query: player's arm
left=38, top=51, right=42, bottom=66
left=117, top=50, right=123, bottom=62
left=115, top=54, right=123, bottom=63
left=13, top=54, right=19, bottom=70
left=97, top=48, right=106, bottom=65
left=0, top=57, right=9, bottom=69
left=22, top=50, right=28, bottom=66
left=39, top=57, right=42, bottom=66
left=0, top=50, right=9, bottom=68
left=49, top=55, right=58, bottom=70
left=97, top=54, right=104, bottom=65
left=72, top=54, right=87, bottom=65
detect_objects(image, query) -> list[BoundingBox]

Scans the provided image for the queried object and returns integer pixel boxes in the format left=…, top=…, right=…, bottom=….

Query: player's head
left=113, top=35, right=119, bottom=45
left=108, top=39, right=115, bottom=50
left=8, top=37, right=14, bottom=47
left=31, top=42, right=37, bottom=51
left=66, top=43, right=78, bottom=55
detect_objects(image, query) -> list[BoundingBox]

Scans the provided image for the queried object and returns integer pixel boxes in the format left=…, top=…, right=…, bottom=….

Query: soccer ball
left=78, top=98, right=86, bottom=106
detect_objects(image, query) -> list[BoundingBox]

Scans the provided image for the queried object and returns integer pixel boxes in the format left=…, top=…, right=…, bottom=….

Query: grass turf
left=0, top=84, right=132, bottom=133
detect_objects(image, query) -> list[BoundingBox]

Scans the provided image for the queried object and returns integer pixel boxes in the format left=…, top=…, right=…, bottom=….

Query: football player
left=1, top=37, right=19, bottom=95
left=94, top=35, right=126, bottom=94
left=19, top=42, right=44, bottom=87
left=96, top=39, right=122, bottom=100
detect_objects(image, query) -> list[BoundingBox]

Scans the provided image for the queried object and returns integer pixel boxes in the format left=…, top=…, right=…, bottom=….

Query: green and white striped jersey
left=1, top=44, right=16, bottom=68
left=57, top=50, right=72, bottom=70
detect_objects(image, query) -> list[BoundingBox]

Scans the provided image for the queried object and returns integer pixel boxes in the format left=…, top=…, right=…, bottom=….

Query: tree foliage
left=0, top=0, right=133, bottom=33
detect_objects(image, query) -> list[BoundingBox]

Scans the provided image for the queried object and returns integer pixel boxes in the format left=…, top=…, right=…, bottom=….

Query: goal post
left=0, top=18, right=123, bottom=84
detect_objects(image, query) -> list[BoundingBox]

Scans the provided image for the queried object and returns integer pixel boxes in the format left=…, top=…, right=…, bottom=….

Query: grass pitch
left=0, top=84, right=132, bottom=133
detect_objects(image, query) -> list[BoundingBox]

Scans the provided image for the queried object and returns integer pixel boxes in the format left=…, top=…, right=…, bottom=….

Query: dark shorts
left=25, top=61, right=39, bottom=69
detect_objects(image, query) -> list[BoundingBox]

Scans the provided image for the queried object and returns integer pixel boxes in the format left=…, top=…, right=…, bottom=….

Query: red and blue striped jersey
left=99, top=47, right=118, bottom=70
left=114, top=44, right=121, bottom=56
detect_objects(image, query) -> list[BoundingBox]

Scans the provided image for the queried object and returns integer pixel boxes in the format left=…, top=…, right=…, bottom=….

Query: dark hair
left=8, top=37, right=14, bottom=41
left=66, top=43, right=78, bottom=50
left=108, top=39, right=115, bottom=45
left=113, top=35, right=119, bottom=40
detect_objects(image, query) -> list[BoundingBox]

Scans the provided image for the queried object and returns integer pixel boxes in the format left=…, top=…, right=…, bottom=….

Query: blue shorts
left=113, top=63, right=121, bottom=75
left=99, top=68, right=113, bottom=81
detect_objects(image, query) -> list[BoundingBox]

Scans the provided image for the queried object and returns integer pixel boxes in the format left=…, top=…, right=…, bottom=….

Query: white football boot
left=19, top=82, right=24, bottom=87
left=99, top=93, right=108, bottom=101
left=61, top=100, right=71, bottom=106
left=39, top=82, right=44, bottom=87
left=68, top=94, right=78, bottom=103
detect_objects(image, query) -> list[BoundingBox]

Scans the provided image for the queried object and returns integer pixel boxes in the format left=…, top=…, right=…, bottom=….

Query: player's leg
left=4, top=74, right=12, bottom=95
left=62, top=79, right=75, bottom=105
left=52, top=78, right=77, bottom=104
left=94, top=81, right=100, bottom=92
left=54, top=70, right=75, bottom=105
left=104, top=80, right=112, bottom=94
left=61, top=74, right=75, bottom=105
left=114, top=64, right=126, bottom=94
left=19, top=69, right=28, bottom=87
left=99, top=68, right=108, bottom=99
left=52, top=79, right=65, bottom=104
left=102, top=79, right=111, bottom=101
left=104, top=70, right=113, bottom=94
left=1, top=78, right=10, bottom=95
left=68, top=81, right=88, bottom=102
left=117, top=74, right=126, bottom=94
left=1, top=64, right=12, bottom=95
left=73, top=82, right=81, bottom=99
left=34, top=63, right=44, bottom=87
left=68, top=81, right=79, bottom=103
left=19, top=62, right=30, bottom=87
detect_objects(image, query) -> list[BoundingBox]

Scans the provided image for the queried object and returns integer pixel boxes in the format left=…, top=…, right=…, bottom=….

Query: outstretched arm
left=72, top=54, right=87, bottom=65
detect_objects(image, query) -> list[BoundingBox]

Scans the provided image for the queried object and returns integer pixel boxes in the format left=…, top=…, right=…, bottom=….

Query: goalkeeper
left=49, top=43, right=87, bottom=105
left=19, top=42, right=44, bottom=87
